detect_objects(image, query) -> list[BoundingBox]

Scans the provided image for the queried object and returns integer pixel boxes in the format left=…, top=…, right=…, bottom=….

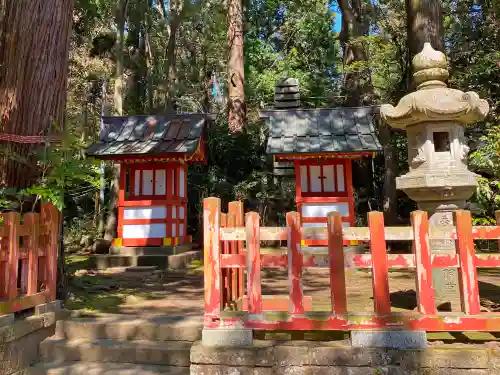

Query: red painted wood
left=203, top=198, right=222, bottom=324
left=496, top=210, right=500, bottom=250
left=41, top=203, right=59, bottom=301
left=455, top=210, right=481, bottom=315
left=475, top=254, right=500, bottom=268
left=220, top=213, right=230, bottom=308
left=411, top=211, right=436, bottom=315
left=24, top=213, right=40, bottom=296
left=287, top=212, right=304, bottom=314
left=328, top=212, right=347, bottom=314
left=239, top=295, right=314, bottom=311
left=122, top=238, right=163, bottom=247
left=275, top=152, right=372, bottom=161
left=368, top=212, right=391, bottom=314
left=294, top=160, right=302, bottom=200
left=345, top=160, right=355, bottom=226
left=2, top=212, right=20, bottom=299
left=246, top=212, right=262, bottom=314
left=228, top=201, right=243, bottom=302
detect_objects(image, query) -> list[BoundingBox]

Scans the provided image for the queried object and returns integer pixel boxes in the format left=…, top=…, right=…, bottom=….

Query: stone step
left=27, top=362, right=189, bottom=375
left=89, top=251, right=200, bottom=270
left=55, top=314, right=203, bottom=342
left=39, top=337, right=192, bottom=366
left=110, top=244, right=193, bottom=257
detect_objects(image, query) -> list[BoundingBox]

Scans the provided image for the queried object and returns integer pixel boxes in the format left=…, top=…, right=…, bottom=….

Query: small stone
left=125, top=295, right=142, bottom=305
left=80, top=235, right=94, bottom=248
left=74, top=269, right=89, bottom=277
left=92, top=239, right=111, bottom=254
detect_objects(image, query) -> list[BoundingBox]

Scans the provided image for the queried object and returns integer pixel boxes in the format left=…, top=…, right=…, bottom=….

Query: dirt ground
left=65, top=254, right=500, bottom=317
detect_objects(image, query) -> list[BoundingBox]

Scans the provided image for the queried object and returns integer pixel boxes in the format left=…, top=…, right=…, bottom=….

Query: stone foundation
left=0, top=305, right=60, bottom=375
left=190, top=341, right=500, bottom=375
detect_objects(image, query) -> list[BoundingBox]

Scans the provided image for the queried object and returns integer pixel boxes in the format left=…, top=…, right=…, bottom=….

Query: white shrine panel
left=301, top=203, right=349, bottom=218
left=142, top=170, right=153, bottom=196
left=322, top=165, right=335, bottom=192
left=124, top=206, right=167, bottom=220
left=123, top=224, right=166, bottom=239
left=309, top=166, right=322, bottom=193
left=155, top=170, right=166, bottom=195
left=336, top=164, right=345, bottom=192
left=300, top=165, right=308, bottom=192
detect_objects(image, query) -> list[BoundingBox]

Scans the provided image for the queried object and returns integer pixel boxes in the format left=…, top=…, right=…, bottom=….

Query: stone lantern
left=380, top=43, right=489, bottom=310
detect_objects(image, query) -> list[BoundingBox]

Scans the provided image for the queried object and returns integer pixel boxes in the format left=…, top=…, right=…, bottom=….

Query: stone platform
left=88, top=244, right=200, bottom=270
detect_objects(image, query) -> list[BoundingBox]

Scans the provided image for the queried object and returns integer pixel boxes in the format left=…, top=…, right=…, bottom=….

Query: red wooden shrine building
left=86, top=114, right=208, bottom=248
left=261, top=80, right=382, bottom=245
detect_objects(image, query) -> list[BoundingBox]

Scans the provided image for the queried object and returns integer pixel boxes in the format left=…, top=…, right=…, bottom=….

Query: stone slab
left=190, top=365, right=272, bottom=375
left=26, top=362, right=190, bottom=375
left=351, top=331, right=427, bottom=349
left=35, top=301, right=61, bottom=316
left=201, top=328, right=253, bottom=347
left=0, top=314, right=14, bottom=328
left=39, top=338, right=192, bottom=366
left=190, top=342, right=273, bottom=367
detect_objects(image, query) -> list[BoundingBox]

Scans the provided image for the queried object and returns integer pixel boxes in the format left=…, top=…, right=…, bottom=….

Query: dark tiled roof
left=262, top=107, right=382, bottom=155
left=86, top=114, right=207, bottom=157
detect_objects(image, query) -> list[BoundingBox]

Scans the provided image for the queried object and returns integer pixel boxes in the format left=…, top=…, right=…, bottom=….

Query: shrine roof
left=262, top=106, right=382, bottom=155
left=86, top=114, right=207, bottom=158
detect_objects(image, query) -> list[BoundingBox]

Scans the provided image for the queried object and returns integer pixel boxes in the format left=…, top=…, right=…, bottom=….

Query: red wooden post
left=328, top=212, right=347, bottom=314
left=246, top=212, right=262, bottom=314
left=203, top=197, right=222, bottom=322
left=455, top=210, right=481, bottom=315
left=24, top=213, right=40, bottom=296
left=228, top=201, right=243, bottom=302
left=1, top=212, right=20, bottom=299
left=287, top=211, right=304, bottom=314
left=41, top=203, right=59, bottom=301
left=411, top=211, right=436, bottom=315
left=368, top=211, right=391, bottom=314
left=496, top=210, right=500, bottom=251
left=220, top=212, right=229, bottom=308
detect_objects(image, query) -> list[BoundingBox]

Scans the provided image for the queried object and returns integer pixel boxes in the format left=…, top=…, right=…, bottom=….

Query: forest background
left=0, top=0, right=499, bottom=251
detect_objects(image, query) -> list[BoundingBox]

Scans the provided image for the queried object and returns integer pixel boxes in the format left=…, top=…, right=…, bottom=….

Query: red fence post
left=455, top=210, right=481, bottom=315
left=203, top=197, right=222, bottom=324
left=328, top=212, right=347, bottom=314
left=1, top=212, right=20, bottom=299
left=41, top=203, right=59, bottom=301
left=368, top=211, right=391, bottom=314
left=220, top=212, right=229, bottom=308
left=228, top=201, right=243, bottom=302
left=246, top=212, right=262, bottom=314
left=287, top=212, right=304, bottom=314
left=411, top=211, right=436, bottom=315
left=496, top=210, right=500, bottom=252
left=24, top=213, right=40, bottom=296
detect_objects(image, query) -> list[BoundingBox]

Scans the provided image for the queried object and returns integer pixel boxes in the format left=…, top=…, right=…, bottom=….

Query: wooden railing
left=203, top=197, right=500, bottom=332
left=0, top=203, right=60, bottom=314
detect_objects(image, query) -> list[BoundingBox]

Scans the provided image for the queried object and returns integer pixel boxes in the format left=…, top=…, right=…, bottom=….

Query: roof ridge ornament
left=380, top=43, right=489, bottom=129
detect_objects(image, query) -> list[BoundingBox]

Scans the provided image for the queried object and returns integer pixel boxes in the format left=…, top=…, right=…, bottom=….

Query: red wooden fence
left=0, top=203, right=60, bottom=314
left=204, top=197, right=500, bottom=332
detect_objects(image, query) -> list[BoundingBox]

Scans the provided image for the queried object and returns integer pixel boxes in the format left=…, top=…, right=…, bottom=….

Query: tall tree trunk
left=0, top=0, right=75, bottom=189
left=104, top=0, right=128, bottom=241
left=338, top=0, right=398, bottom=225
left=227, top=0, right=246, bottom=134
left=406, top=0, right=444, bottom=60
left=165, top=0, right=185, bottom=111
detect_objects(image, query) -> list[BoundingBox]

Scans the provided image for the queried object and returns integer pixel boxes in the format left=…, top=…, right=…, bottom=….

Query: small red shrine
left=262, top=78, right=382, bottom=246
left=86, top=114, right=208, bottom=248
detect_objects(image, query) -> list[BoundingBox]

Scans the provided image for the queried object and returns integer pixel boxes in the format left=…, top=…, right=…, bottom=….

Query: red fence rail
left=203, top=197, right=500, bottom=332
left=0, top=203, right=60, bottom=314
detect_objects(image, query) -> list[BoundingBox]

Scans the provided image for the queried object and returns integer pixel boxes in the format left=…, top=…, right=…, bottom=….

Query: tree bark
left=227, top=0, right=246, bottom=134
left=406, top=0, right=444, bottom=59
left=338, top=0, right=372, bottom=107
left=0, top=0, right=75, bottom=189
left=165, top=0, right=185, bottom=111
left=104, top=0, right=128, bottom=241
left=338, top=0, right=398, bottom=225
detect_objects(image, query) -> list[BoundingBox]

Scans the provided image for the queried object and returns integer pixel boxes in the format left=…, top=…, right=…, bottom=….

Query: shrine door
left=117, top=163, right=189, bottom=247
left=296, top=159, right=355, bottom=246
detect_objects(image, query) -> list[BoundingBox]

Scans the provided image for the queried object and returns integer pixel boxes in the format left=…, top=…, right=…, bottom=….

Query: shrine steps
left=27, top=362, right=190, bottom=375
left=27, top=314, right=202, bottom=375
left=89, top=246, right=200, bottom=270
